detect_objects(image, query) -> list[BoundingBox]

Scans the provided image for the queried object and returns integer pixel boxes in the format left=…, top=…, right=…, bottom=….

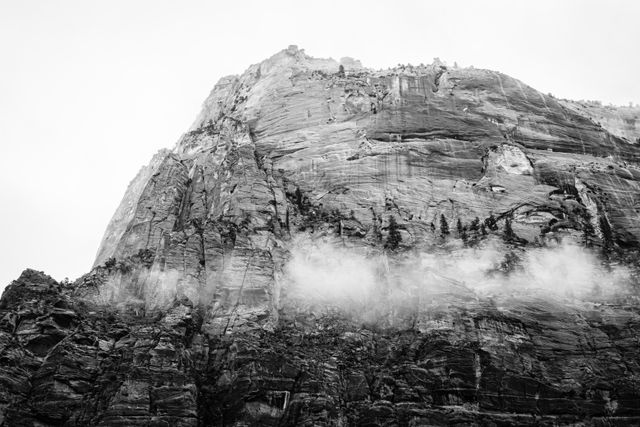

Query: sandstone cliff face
left=560, top=100, right=640, bottom=145
left=2, top=47, right=640, bottom=426
left=94, top=45, right=640, bottom=307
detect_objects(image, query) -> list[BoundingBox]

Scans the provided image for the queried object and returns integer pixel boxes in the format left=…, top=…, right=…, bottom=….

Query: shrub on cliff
left=133, top=248, right=155, bottom=267
left=485, top=214, right=499, bottom=231
left=499, top=250, right=521, bottom=273
left=104, top=257, right=116, bottom=269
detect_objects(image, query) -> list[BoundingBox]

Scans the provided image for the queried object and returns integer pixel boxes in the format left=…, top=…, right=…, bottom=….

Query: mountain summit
left=2, top=47, right=640, bottom=425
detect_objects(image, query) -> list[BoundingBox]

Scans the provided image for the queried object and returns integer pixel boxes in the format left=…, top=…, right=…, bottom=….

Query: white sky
left=1, top=0, right=639, bottom=290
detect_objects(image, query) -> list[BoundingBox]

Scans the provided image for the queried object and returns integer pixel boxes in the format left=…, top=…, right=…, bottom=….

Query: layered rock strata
left=2, top=46, right=640, bottom=425
left=1, top=269, right=640, bottom=425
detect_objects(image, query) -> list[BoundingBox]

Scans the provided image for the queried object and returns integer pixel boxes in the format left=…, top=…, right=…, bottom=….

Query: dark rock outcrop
left=2, top=269, right=640, bottom=425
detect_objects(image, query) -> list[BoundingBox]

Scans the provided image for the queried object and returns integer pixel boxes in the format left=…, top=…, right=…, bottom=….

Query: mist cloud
left=92, top=268, right=198, bottom=311
left=283, top=235, right=633, bottom=325
left=87, top=233, right=634, bottom=326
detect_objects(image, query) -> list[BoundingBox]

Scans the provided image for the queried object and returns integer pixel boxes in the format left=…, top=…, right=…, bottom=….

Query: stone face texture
left=2, top=47, right=640, bottom=425
left=94, top=149, right=172, bottom=267
left=2, top=270, right=640, bottom=426
left=560, top=100, right=640, bottom=144
left=93, top=48, right=640, bottom=305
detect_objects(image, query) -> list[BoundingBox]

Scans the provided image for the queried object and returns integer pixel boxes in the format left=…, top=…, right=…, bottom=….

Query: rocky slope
left=560, top=100, right=640, bottom=145
left=2, top=46, right=640, bottom=426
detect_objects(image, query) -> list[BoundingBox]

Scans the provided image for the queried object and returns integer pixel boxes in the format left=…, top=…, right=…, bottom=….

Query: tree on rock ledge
left=503, top=217, right=516, bottom=242
left=440, top=214, right=450, bottom=237
left=485, top=213, right=499, bottom=231
left=385, top=215, right=402, bottom=250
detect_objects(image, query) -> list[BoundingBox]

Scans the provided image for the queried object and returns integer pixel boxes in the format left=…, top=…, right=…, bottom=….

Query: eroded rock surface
left=96, top=46, right=640, bottom=283
left=2, top=269, right=640, bottom=426
left=3, top=47, right=640, bottom=425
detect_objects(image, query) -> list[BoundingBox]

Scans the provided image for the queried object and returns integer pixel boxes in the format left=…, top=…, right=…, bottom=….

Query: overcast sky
left=1, top=0, right=639, bottom=290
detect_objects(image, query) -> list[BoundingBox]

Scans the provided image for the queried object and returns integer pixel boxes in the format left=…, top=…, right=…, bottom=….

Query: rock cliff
left=2, top=46, right=640, bottom=426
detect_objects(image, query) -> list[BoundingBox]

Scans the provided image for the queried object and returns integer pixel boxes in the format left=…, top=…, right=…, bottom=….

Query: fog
left=87, top=232, right=634, bottom=325
left=93, top=268, right=199, bottom=312
left=283, top=235, right=633, bottom=323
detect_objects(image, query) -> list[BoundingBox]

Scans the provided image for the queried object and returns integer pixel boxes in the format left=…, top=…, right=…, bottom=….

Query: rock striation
left=2, top=46, right=640, bottom=426
left=2, top=268, right=640, bottom=426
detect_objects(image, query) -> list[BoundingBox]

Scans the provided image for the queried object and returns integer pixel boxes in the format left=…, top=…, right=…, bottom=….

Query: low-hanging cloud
left=86, top=233, right=634, bottom=326
left=283, top=234, right=634, bottom=325
left=92, top=267, right=200, bottom=311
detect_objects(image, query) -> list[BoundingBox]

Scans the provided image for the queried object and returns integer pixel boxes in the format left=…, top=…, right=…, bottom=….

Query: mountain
left=1, top=46, right=640, bottom=426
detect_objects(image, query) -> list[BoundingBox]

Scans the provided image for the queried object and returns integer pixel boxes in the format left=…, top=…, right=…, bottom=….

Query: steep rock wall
left=1, top=269, right=640, bottom=425
left=2, top=47, right=640, bottom=426
left=94, top=46, right=640, bottom=305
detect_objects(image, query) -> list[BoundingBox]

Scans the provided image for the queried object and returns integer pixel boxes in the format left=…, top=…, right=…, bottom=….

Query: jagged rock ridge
left=1, top=46, right=640, bottom=426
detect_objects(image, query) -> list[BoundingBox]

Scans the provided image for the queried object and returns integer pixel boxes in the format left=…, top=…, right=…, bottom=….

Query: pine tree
left=470, top=217, right=480, bottom=232
left=294, top=187, right=304, bottom=211
left=503, top=217, right=515, bottom=242
left=440, top=214, right=450, bottom=237
left=456, top=218, right=463, bottom=235
left=582, top=212, right=596, bottom=248
left=461, top=226, right=468, bottom=245
left=480, top=223, right=487, bottom=236
left=385, top=216, right=402, bottom=250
